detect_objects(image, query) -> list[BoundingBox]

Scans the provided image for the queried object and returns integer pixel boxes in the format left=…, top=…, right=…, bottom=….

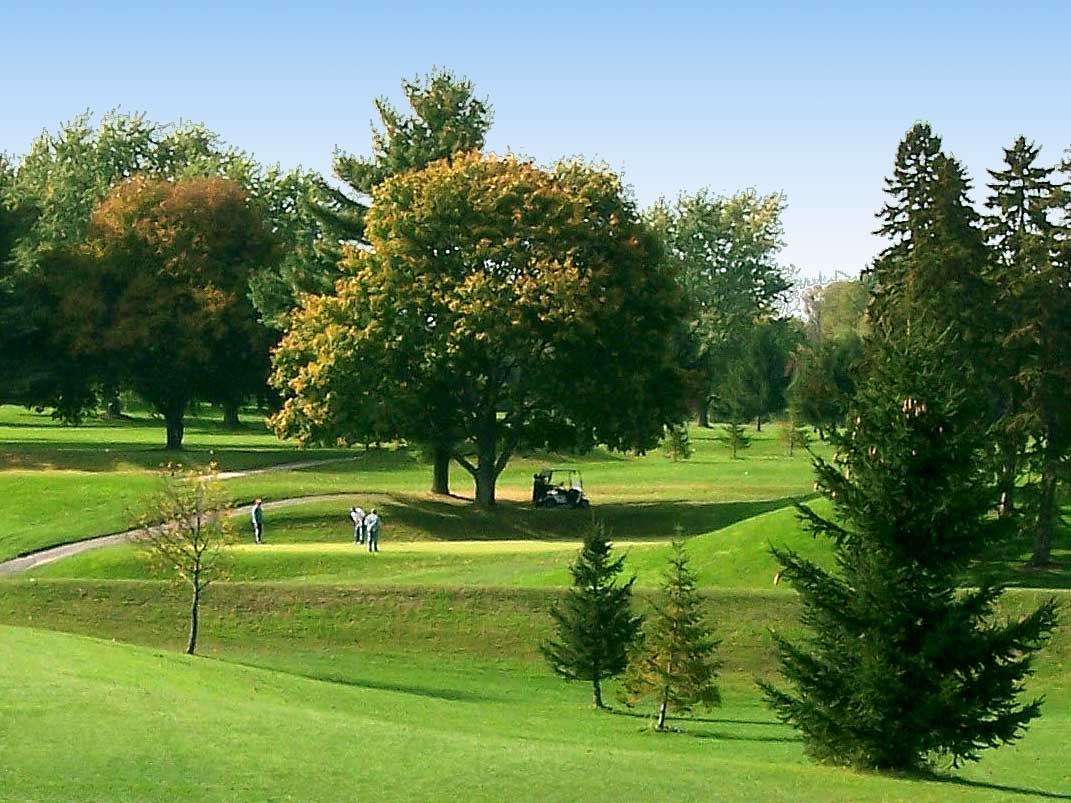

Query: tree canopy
left=306, top=68, right=493, bottom=266
left=41, top=176, right=279, bottom=447
left=272, top=152, right=690, bottom=505
left=648, top=188, right=792, bottom=425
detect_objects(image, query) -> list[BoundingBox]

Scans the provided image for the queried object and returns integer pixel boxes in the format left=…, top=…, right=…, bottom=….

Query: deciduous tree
left=649, top=189, right=791, bottom=426
left=47, top=176, right=278, bottom=448
left=272, top=153, right=690, bottom=506
left=135, top=463, right=236, bottom=655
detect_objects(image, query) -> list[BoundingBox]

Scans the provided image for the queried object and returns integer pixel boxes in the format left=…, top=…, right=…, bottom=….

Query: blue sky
left=2, top=1, right=1068, bottom=280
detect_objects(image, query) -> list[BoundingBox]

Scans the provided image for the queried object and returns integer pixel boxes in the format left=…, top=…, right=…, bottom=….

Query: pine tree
left=542, top=522, right=643, bottom=709
left=985, top=138, right=1070, bottom=565
left=760, top=327, right=1059, bottom=770
left=306, top=68, right=492, bottom=267
left=869, top=124, right=993, bottom=377
left=662, top=423, right=693, bottom=461
left=718, top=419, right=751, bottom=459
left=622, top=540, right=721, bottom=731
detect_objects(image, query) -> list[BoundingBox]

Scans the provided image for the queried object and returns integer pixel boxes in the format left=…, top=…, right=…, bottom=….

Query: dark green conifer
left=542, top=523, right=642, bottom=709
left=984, top=137, right=1069, bottom=564
left=761, top=328, right=1059, bottom=770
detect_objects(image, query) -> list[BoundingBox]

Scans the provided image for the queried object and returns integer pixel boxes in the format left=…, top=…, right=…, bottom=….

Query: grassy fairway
left=3, top=405, right=1070, bottom=801
left=3, top=619, right=1069, bottom=802
left=0, top=404, right=821, bottom=561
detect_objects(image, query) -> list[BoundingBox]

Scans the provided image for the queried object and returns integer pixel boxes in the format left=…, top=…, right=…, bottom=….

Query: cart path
left=212, top=456, right=358, bottom=479
left=0, top=494, right=359, bottom=576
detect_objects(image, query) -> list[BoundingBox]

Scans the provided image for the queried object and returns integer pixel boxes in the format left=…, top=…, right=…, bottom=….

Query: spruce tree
left=985, top=138, right=1070, bottom=564
left=760, top=327, right=1059, bottom=770
left=307, top=68, right=492, bottom=266
left=719, top=419, right=751, bottom=459
left=542, top=523, right=643, bottom=709
left=869, top=124, right=993, bottom=378
left=622, top=540, right=722, bottom=731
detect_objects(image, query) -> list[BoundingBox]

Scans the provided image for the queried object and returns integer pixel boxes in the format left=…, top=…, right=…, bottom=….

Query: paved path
left=0, top=454, right=364, bottom=577
left=213, top=456, right=358, bottom=480
left=0, top=494, right=359, bottom=577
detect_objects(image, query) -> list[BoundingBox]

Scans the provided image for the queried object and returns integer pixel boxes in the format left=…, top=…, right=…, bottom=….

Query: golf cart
left=532, top=467, right=590, bottom=509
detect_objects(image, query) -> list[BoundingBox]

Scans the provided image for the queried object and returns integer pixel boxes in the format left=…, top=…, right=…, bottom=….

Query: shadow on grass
left=226, top=659, right=503, bottom=703
left=0, top=439, right=412, bottom=474
left=607, top=708, right=801, bottom=742
left=371, top=495, right=811, bottom=542
left=918, top=774, right=1071, bottom=801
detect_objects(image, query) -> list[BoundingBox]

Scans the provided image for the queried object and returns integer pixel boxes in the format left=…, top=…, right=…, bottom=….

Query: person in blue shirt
left=252, top=498, right=264, bottom=544
left=364, top=508, right=381, bottom=553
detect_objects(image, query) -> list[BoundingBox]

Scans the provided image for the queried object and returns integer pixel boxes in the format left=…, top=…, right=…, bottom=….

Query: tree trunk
left=592, top=677, right=604, bottom=709
left=165, top=411, right=185, bottom=451
left=473, top=428, right=498, bottom=508
left=997, top=440, right=1018, bottom=519
left=431, top=444, right=451, bottom=496
left=756, top=415, right=763, bottom=432
left=164, top=415, right=184, bottom=453
left=657, top=695, right=668, bottom=731
left=186, top=586, right=200, bottom=655
left=223, top=402, right=240, bottom=429
left=697, top=402, right=710, bottom=428
left=105, top=392, right=123, bottom=420
left=474, top=460, right=497, bottom=508
left=1030, top=459, right=1058, bottom=567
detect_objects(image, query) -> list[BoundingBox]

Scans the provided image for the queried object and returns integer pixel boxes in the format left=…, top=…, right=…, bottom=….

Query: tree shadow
left=375, top=495, right=809, bottom=542
left=916, top=773, right=1071, bottom=800
left=608, top=707, right=800, bottom=741
left=224, top=659, right=503, bottom=703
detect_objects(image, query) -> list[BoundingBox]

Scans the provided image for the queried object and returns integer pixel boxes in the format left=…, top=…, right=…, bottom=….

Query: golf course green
left=1, top=405, right=1068, bottom=801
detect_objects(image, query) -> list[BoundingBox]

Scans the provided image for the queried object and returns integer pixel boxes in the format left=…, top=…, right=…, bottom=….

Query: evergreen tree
left=985, top=138, right=1070, bottom=564
left=662, top=423, right=693, bottom=461
left=780, top=404, right=811, bottom=457
left=542, top=523, right=643, bottom=709
left=760, top=327, right=1059, bottom=771
left=307, top=68, right=492, bottom=266
left=622, top=540, right=721, bottom=731
left=718, top=418, right=751, bottom=459
left=868, top=124, right=993, bottom=378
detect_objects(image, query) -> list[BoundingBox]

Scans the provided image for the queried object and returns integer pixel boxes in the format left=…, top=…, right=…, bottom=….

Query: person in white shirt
left=350, top=506, right=366, bottom=545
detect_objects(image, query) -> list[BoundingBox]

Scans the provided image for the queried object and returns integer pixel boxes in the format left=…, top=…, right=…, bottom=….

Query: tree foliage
left=649, top=189, right=791, bottom=424
left=306, top=68, right=493, bottom=265
left=802, top=278, right=869, bottom=343
left=541, top=523, right=642, bottom=709
left=622, top=540, right=721, bottom=730
left=788, top=333, right=864, bottom=439
left=41, top=176, right=279, bottom=446
left=135, top=463, right=236, bottom=655
left=868, top=123, right=993, bottom=374
left=985, top=137, right=1071, bottom=565
left=761, top=327, right=1059, bottom=770
left=2, top=111, right=318, bottom=411
left=272, top=153, right=690, bottom=506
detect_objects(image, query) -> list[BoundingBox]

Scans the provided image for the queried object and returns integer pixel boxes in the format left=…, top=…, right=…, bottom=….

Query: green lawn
left=3, top=405, right=1070, bottom=801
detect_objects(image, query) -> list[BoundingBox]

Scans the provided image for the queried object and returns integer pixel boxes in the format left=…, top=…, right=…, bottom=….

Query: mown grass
left=0, top=404, right=822, bottom=561
left=2, top=591, right=1069, bottom=802
left=4, top=404, right=1071, bottom=801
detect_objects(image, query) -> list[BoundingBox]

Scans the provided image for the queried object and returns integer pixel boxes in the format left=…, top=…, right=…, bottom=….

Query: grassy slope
left=3, top=622, right=1069, bottom=803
